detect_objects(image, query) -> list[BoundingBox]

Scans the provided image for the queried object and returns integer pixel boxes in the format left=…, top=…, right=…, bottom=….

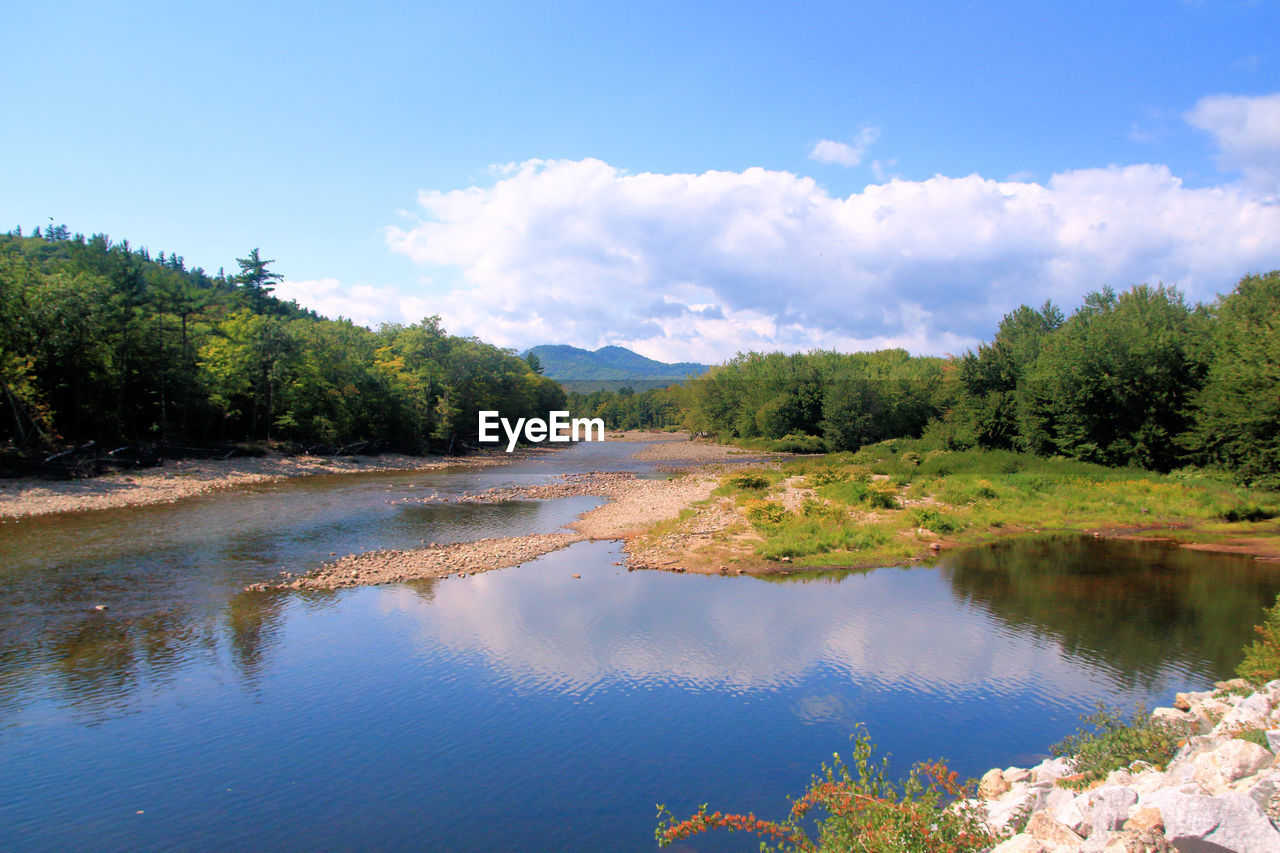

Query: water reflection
left=5, top=529, right=1278, bottom=731
left=0, top=446, right=617, bottom=726
left=942, top=535, right=1280, bottom=686
left=378, top=538, right=1275, bottom=705
left=226, top=591, right=289, bottom=688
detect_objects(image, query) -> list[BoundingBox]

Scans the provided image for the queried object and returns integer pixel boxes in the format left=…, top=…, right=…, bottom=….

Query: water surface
left=1, top=442, right=1277, bottom=851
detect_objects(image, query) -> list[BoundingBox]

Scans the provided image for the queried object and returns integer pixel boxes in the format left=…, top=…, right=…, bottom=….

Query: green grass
left=712, top=439, right=1280, bottom=568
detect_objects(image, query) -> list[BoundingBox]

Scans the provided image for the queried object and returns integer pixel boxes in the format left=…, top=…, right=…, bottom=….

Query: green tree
left=1191, top=271, right=1280, bottom=487
left=199, top=311, right=295, bottom=439
left=954, top=301, right=1063, bottom=449
left=1018, top=284, right=1209, bottom=470
left=234, top=248, right=283, bottom=312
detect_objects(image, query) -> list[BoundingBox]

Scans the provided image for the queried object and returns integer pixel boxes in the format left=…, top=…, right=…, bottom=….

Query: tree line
left=0, top=227, right=564, bottom=457
left=570, top=274, right=1280, bottom=488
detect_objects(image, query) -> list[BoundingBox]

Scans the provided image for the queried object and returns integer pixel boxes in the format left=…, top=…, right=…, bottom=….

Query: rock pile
left=454, top=471, right=638, bottom=503
left=981, top=679, right=1280, bottom=852
left=245, top=532, right=585, bottom=590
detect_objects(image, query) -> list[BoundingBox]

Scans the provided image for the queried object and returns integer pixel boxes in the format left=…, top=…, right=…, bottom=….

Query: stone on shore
left=1157, top=791, right=1280, bottom=852
left=1033, top=757, right=1077, bottom=784
left=1025, top=812, right=1086, bottom=851
left=981, top=768, right=1012, bottom=798
left=1187, top=739, right=1273, bottom=795
left=1084, top=786, right=1139, bottom=836
left=974, top=678, right=1280, bottom=852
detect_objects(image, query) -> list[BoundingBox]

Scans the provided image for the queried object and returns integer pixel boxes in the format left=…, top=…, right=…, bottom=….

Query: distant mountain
left=526, top=344, right=711, bottom=391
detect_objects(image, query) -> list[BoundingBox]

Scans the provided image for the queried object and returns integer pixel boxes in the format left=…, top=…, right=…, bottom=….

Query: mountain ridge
left=526, top=344, right=711, bottom=390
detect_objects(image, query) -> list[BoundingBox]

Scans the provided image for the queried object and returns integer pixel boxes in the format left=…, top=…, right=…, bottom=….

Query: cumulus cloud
left=1186, top=92, right=1280, bottom=192
left=274, top=278, right=401, bottom=328
left=808, top=126, right=880, bottom=167
left=382, top=152, right=1280, bottom=361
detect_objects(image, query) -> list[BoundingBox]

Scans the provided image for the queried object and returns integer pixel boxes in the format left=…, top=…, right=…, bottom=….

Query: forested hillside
left=526, top=344, right=709, bottom=390
left=572, top=275, right=1280, bottom=487
left=0, top=227, right=564, bottom=458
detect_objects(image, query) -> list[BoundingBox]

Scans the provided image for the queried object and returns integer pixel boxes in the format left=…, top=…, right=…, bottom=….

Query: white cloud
left=809, top=127, right=880, bottom=167
left=1186, top=92, right=1280, bottom=193
left=381, top=153, right=1280, bottom=362
left=275, top=278, right=416, bottom=329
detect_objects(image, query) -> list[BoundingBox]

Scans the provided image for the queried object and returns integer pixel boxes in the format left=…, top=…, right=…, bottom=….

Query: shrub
left=971, top=479, right=998, bottom=499
left=729, top=472, right=770, bottom=491
left=656, top=730, right=998, bottom=853
left=847, top=465, right=873, bottom=483
left=866, top=482, right=899, bottom=510
left=1238, top=594, right=1280, bottom=684
left=801, top=498, right=845, bottom=520
left=909, top=507, right=959, bottom=535
left=1219, top=504, right=1278, bottom=523
left=768, top=433, right=828, bottom=454
left=744, top=499, right=788, bottom=526
left=900, top=451, right=923, bottom=467
left=1050, top=703, right=1191, bottom=789
left=806, top=466, right=850, bottom=487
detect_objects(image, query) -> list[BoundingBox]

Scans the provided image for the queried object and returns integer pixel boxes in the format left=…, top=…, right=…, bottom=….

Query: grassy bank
left=675, top=440, right=1280, bottom=570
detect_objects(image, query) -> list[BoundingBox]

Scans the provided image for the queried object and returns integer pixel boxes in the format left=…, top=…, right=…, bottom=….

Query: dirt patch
left=1178, top=539, right=1280, bottom=562
left=1082, top=524, right=1280, bottom=563
left=571, top=471, right=723, bottom=539
left=625, top=496, right=762, bottom=574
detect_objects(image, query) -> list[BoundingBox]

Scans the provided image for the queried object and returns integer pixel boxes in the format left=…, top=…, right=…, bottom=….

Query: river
left=1, top=440, right=1277, bottom=851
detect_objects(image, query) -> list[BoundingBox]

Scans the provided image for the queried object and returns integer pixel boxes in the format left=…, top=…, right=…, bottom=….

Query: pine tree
left=234, top=248, right=283, bottom=312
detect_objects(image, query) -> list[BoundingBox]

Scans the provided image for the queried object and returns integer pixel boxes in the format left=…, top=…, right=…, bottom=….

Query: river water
left=1, top=440, right=1277, bottom=851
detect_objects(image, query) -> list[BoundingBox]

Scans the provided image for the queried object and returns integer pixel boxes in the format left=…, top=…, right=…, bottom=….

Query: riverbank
left=0, top=447, right=564, bottom=520
left=626, top=441, right=1280, bottom=575
left=265, top=462, right=736, bottom=590
left=253, top=432, right=765, bottom=589
left=0, top=431, right=760, bottom=522
left=255, top=436, right=1280, bottom=591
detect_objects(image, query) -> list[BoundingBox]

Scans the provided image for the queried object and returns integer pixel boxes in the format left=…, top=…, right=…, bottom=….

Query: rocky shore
left=251, top=465, right=733, bottom=590
left=0, top=431, right=727, bottom=521
left=978, top=680, right=1280, bottom=852
left=255, top=532, right=586, bottom=590
left=453, top=471, right=640, bottom=503
left=0, top=448, right=564, bottom=520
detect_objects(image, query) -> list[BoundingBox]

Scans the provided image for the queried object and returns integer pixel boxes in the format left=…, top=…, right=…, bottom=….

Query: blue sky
left=5, top=1, right=1279, bottom=361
